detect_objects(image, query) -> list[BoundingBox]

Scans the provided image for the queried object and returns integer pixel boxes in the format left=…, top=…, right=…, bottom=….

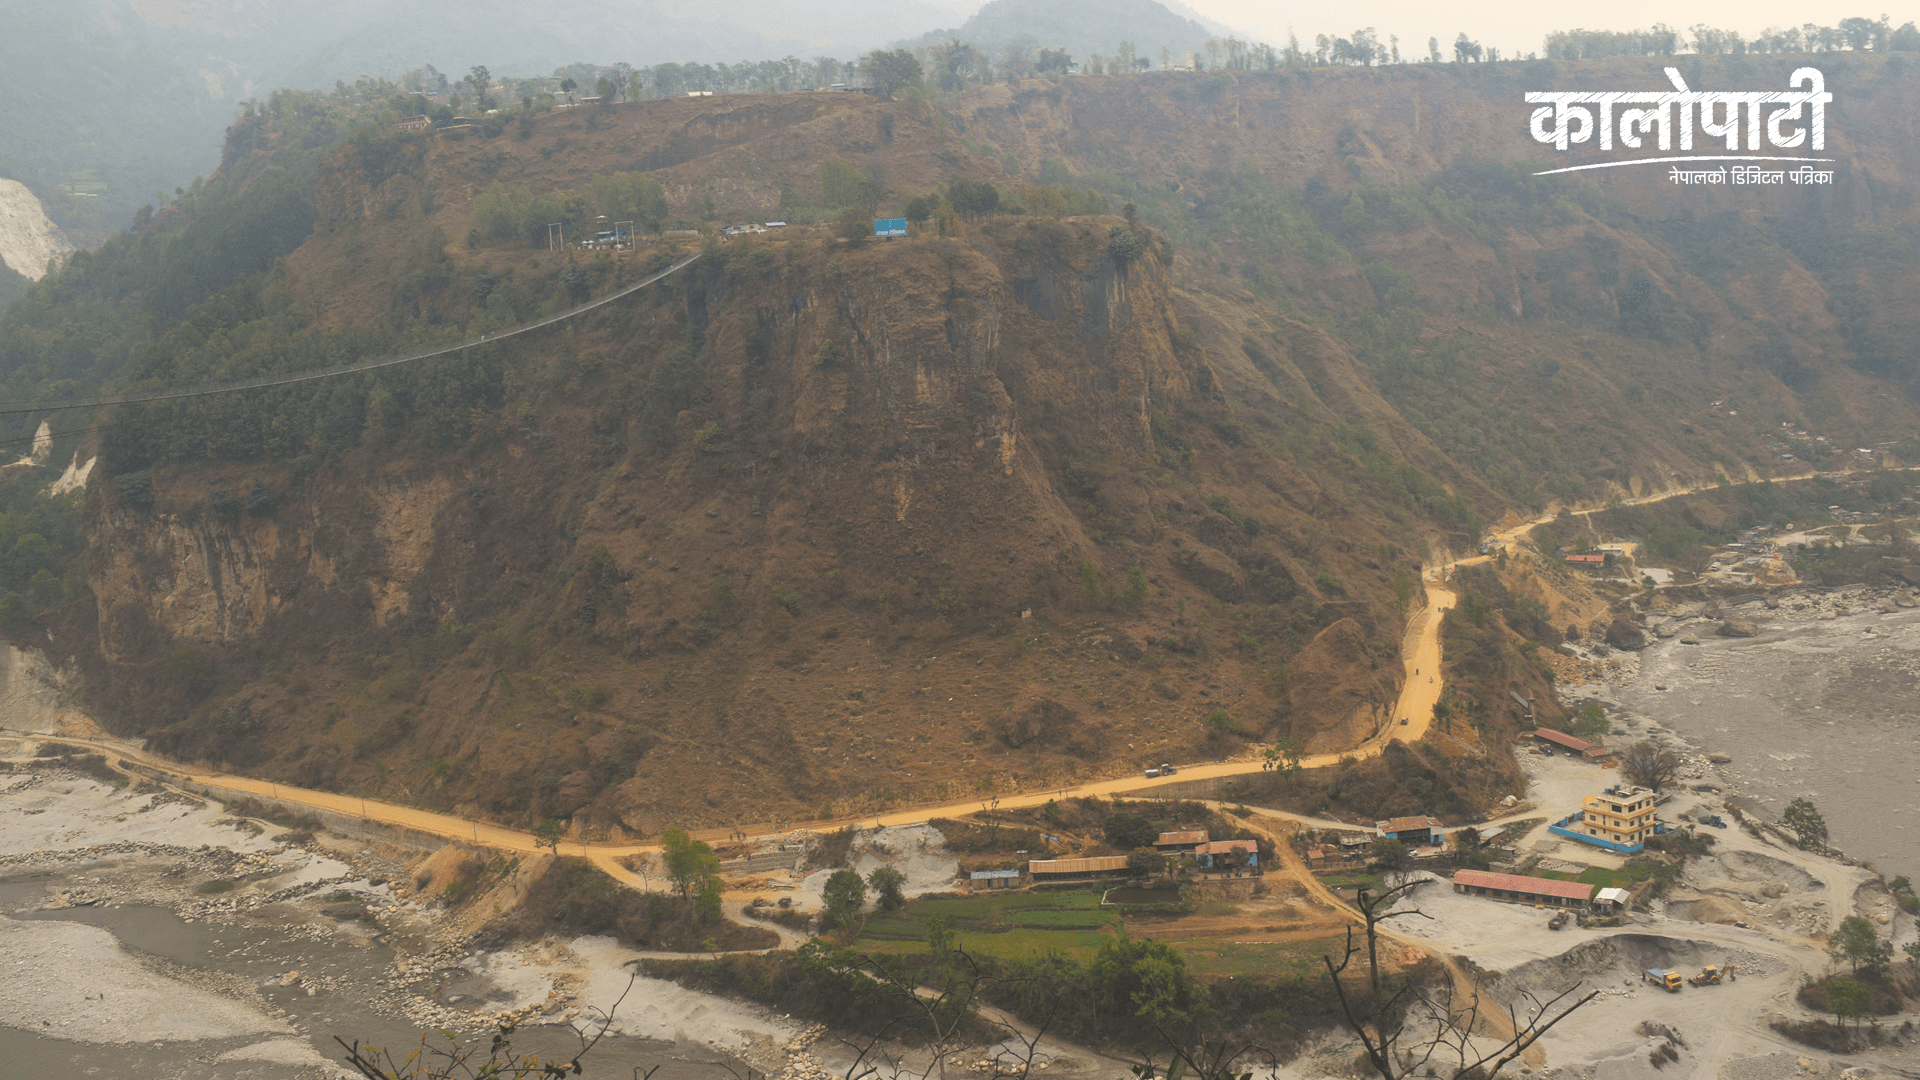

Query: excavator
left=1688, top=964, right=1735, bottom=986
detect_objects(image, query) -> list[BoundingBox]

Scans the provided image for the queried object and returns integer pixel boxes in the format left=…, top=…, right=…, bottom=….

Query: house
left=1375, top=816, right=1444, bottom=846
left=1307, top=845, right=1365, bottom=871
left=970, top=869, right=1021, bottom=889
left=1548, top=784, right=1665, bottom=854
left=394, top=115, right=431, bottom=131
left=1533, top=728, right=1612, bottom=761
left=1593, top=887, right=1631, bottom=913
left=1155, top=830, right=1208, bottom=854
left=1028, top=856, right=1129, bottom=880
left=1194, top=840, right=1258, bottom=869
left=1452, top=869, right=1594, bottom=908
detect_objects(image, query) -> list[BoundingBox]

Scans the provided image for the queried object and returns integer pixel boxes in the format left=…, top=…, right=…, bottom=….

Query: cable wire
left=0, top=251, right=702, bottom=419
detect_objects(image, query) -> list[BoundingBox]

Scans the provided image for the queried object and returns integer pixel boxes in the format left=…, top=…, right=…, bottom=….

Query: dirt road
left=15, top=469, right=1855, bottom=884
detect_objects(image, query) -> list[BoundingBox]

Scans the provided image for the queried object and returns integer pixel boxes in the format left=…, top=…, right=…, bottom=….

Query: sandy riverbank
left=0, top=745, right=812, bottom=1080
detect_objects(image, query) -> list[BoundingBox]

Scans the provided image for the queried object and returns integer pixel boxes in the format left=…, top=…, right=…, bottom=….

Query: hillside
left=8, top=56, right=1920, bottom=838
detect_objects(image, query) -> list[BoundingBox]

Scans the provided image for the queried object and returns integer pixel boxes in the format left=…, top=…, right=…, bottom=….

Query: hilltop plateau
left=5, top=57, right=1920, bottom=838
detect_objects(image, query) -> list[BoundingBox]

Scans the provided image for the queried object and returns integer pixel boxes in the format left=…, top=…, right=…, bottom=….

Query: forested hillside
left=3, top=55, right=1919, bottom=835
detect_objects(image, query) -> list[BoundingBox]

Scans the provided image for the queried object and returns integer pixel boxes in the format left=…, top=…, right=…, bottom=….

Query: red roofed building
left=1452, top=869, right=1595, bottom=908
left=1155, top=830, right=1208, bottom=854
left=1195, top=839, right=1259, bottom=869
left=1375, top=816, right=1445, bottom=845
left=1533, top=728, right=1614, bottom=761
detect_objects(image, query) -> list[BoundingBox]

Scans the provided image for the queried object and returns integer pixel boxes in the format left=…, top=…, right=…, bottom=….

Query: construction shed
left=1028, top=856, right=1129, bottom=881
left=1533, top=728, right=1613, bottom=761
left=1452, top=869, right=1595, bottom=908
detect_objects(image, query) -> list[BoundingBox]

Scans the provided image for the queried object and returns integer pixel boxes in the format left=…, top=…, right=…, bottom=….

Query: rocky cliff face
left=70, top=220, right=1422, bottom=834
left=0, top=178, right=71, bottom=280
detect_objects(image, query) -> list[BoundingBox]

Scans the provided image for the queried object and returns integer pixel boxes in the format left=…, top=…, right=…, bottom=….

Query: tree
left=1126, top=847, right=1164, bottom=878
left=1453, top=33, right=1483, bottom=62
left=1086, top=934, right=1200, bottom=1054
left=945, top=177, right=999, bottom=218
left=1904, top=940, right=1920, bottom=969
left=1108, top=225, right=1145, bottom=262
left=1322, top=921, right=1592, bottom=1078
left=823, top=868, right=868, bottom=927
left=1352, top=878, right=1429, bottom=990
left=1826, top=976, right=1871, bottom=1030
left=867, top=864, right=907, bottom=911
left=1370, top=837, right=1409, bottom=882
left=662, top=826, right=720, bottom=899
left=532, top=818, right=563, bottom=853
left=1568, top=701, right=1608, bottom=741
left=1263, top=735, right=1303, bottom=773
left=466, top=66, right=492, bottom=111
left=1783, top=797, right=1829, bottom=851
left=1619, top=740, right=1680, bottom=791
left=860, top=49, right=923, bottom=99
left=559, top=77, right=577, bottom=104
left=1105, top=812, right=1158, bottom=850
left=1828, top=915, right=1892, bottom=972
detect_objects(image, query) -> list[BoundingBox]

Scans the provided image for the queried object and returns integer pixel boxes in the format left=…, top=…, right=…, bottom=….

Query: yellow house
left=1573, top=785, right=1660, bottom=851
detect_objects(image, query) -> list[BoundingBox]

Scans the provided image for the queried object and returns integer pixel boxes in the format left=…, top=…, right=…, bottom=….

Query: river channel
left=1614, top=591, right=1920, bottom=885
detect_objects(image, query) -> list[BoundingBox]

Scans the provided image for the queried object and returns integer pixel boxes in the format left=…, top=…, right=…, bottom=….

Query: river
left=1613, top=589, right=1920, bottom=885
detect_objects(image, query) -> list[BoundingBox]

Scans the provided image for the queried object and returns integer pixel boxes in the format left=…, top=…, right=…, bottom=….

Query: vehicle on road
left=1644, top=968, right=1684, bottom=992
left=1160, top=763, right=1177, bottom=775
left=1144, top=767, right=1161, bottom=778
left=1548, top=911, right=1568, bottom=930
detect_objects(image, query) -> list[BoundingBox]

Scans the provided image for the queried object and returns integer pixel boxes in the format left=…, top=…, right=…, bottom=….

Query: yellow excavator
left=1688, top=964, right=1735, bottom=986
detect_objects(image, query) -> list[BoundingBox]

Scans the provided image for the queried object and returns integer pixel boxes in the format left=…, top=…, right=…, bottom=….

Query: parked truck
left=1644, top=968, right=1684, bottom=993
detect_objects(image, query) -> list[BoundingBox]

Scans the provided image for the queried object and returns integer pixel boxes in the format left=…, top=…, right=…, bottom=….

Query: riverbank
left=1570, top=582, right=1920, bottom=884
left=0, top=740, right=805, bottom=1080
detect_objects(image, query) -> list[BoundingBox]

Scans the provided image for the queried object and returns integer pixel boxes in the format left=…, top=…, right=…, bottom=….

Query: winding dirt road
left=14, top=467, right=1857, bottom=876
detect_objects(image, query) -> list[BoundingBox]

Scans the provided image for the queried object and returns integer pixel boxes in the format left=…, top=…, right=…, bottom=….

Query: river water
left=1613, top=593, right=1920, bottom=885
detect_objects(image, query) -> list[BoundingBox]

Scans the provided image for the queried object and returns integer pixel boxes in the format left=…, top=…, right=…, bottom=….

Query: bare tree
left=1321, top=928, right=1597, bottom=1078
left=1619, top=741, right=1680, bottom=791
left=1355, top=879, right=1433, bottom=990
left=338, top=970, right=642, bottom=1078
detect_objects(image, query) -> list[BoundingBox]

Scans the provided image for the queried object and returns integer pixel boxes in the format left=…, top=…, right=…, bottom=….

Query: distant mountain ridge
left=0, top=0, right=975, bottom=252
left=895, top=0, right=1232, bottom=61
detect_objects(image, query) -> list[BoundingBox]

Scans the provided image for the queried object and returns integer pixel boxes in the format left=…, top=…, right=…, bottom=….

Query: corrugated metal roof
left=1156, top=830, right=1208, bottom=846
left=971, top=869, right=1021, bottom=879
left=1595, top=887, right=1631, bottom=903
left=1453, top=869, right=1594, bottom=902
left=1028, top=856, right=1128, bottom=874
left=1533, top=727, right=1596, bottom=753
left=1383, top=816, right=1441, bottom=833
left=1196, top=840, right=1257, bottom=855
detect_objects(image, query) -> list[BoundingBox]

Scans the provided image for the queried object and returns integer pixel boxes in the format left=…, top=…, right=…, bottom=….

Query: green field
left=1173, top=935, right=1350, bottom=978
left=853, top=890, right=1121, bottom=961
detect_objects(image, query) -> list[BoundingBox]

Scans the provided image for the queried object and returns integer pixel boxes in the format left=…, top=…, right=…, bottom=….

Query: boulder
left=1708, top=753, right=1732, bottom=764
left=1604, top=618, right=1648, bottom=650
left=1680, top=635, right=1700, bottom=645
left=1717, top=618, right=1758, bottom=638
left=1764, top=597, right=1780, bottom=610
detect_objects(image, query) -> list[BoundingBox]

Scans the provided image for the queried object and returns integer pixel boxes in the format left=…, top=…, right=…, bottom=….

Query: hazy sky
left=1180, top=1, right=1911, bottom=60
